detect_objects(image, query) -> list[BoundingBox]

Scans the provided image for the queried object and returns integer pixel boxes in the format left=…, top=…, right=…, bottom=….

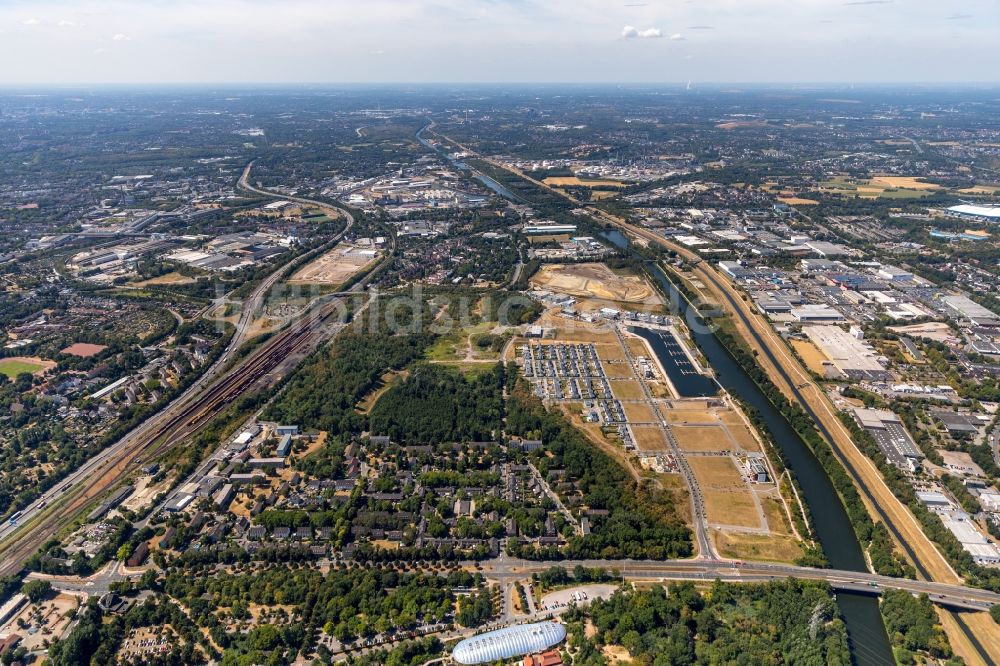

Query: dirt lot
left=288, top=243, right=378, bottom=285
left=672, top=425, right=732, bottom=452
left=631, top=426, right=670, bottom=451
left=531, top=263, right=662, bottom=305
left=0, top=592, right=78, bottom=651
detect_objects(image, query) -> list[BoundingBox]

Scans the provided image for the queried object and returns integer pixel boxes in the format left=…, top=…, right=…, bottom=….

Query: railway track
left=0, top=166, right=381, bottom=576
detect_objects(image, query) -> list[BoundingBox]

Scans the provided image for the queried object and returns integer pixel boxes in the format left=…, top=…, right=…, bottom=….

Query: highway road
left=0, top=164, right=367, bottom=576
left=480, top=556, right=1000, bottom=613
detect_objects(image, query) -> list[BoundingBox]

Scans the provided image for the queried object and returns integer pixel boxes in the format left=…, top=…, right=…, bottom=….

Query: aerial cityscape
left=2, top=2, right=1000, bottom=666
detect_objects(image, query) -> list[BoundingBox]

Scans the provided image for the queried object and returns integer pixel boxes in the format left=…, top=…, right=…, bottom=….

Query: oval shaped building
left=452, top=622, right=567, bottom=665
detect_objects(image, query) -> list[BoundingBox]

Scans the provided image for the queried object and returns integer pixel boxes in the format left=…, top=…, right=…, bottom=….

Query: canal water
left=604, top=231, right=894, bottom=664
left=415, top=125, right=522, bottom=201
left=628, top=326, right=718, bottom=398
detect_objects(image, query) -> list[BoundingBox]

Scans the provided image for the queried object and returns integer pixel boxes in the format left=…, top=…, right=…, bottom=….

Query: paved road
left=478, top=556, right=1000, bottom=612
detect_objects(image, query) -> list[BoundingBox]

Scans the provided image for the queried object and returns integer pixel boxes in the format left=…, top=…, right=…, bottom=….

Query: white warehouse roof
left=452, top=622, right=566, bottom=665
left=947, top=204, right=1000, bottom=220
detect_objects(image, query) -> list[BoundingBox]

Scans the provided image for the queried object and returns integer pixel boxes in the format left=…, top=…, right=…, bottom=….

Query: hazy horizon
left=2, top=0, right=998, bottom=85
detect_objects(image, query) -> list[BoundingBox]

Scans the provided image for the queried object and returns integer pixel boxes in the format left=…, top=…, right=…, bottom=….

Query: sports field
left=0, top=357, right=54, bottom=378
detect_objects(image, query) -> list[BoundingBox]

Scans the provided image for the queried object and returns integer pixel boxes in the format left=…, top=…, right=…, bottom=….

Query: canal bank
left=600, top=230, right=893, bottom=664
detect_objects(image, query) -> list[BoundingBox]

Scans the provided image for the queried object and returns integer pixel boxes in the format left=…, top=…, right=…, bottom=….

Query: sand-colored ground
left=713, top=530, right=804, bottom=563
left=777, top=197, right=820, bottom=205
left=134, top=271, right=196, bottom=287
left=888, top=321, right=958, bottom=344
left=703, top=489, right=761, bottom=528
left=958, top=185, right=1000, bottom=195
left=665, top=409, right=718, bottom=424
left=0, top=356, right=55, bottom=377
left=631, top=426, right=670, bottom=452
left=289, top=243, right=378, bottom=285
left=610, top=380, right=645, bottom=401
left=688, top=456, right=745, bottom=488
left=542, top=177, right=626, bottom=188
left=870, top=176, right=941, bottom=190
left=791, top=339, right=830, bottom=376
left=672, top=425, right=732, bottom=452
left=723, top=423, right=763, bottom=453
left=622, top=402, right=657, bottom=423
left=531, top=263, right=662, bottom=305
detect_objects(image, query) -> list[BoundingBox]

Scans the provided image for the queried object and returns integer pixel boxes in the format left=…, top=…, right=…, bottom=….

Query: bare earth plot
left=288, top=243, right=378, bottom=285
left=609, top=380, right=646, bottom=401
left=531, top=263, right=662, bottom=306
left=791, top=339, right=831, bottom=376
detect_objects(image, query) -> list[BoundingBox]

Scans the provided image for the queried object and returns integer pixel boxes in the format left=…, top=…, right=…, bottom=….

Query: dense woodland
left=564, top=580, right=851, bottom=666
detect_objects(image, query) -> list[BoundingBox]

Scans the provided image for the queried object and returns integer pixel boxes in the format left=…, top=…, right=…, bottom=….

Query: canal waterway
left=603, top=231, right=894, bottom=664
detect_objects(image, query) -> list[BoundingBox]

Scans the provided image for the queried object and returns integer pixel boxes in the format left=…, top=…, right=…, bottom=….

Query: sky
left=1, top=0, right=998, bottom=84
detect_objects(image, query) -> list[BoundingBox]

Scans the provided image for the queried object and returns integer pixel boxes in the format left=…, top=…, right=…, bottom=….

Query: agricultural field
left=542, top=176, right=627, bottom=188
left=818, top=175, right=941, bottom=199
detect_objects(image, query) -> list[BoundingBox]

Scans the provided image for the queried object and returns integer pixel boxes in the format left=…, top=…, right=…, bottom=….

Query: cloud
left=687, top=25, right=714, bottom=30
left=947, top=13, right=973, bottom=19
left=21, top=18, right=40, bottom=26
left=370, top=49, right=385, bottom=55
left=622, top=25, right=662, bottom=39
left=112, top=33, right=131, bottom=41
left=57, top=19, right=76, bottom=27
left=669, top=33, right=685, bottom=41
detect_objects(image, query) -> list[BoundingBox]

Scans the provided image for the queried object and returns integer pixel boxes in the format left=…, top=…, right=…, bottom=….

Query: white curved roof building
left=452, top=622, right=566, bottom=665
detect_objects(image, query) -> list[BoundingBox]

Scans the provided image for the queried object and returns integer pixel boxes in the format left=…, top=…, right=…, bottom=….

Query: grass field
left=665, top=409, right=718, bottom=424
left=702, top=489, right=761, bottom=528
left=791, top=339, right=830, bottom=376
left=819, top=176, right=939, bottom=200
left=631, top=426, right=669, bottom=452
left=0, top=357, right=53, bottom=378
left=688, top=456, right=745, bottom=488
left=713, top=531, right=804, bottom=563
left=609, top=380, right=645, bottom=401
left=760, top=496, right=794, bottom=536
left=622, top=402, right=657, bottom=423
